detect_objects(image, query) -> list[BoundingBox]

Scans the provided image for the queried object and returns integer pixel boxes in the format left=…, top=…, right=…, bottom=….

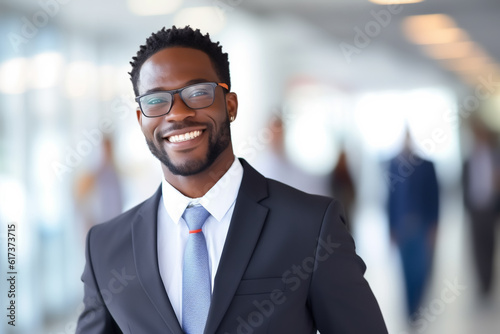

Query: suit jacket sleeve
left=308, top=199, right=387, bottom=333
left=76, top=227, right=121, bottom=334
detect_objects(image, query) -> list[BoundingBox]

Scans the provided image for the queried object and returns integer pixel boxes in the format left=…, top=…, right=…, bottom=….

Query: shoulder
left=266, top=177, right=333, bottom=208
left=259, top=175, right=350, bottom=251
left=241, top=158, right=337, bottom=215
left=263, top=177, right=344, bottom=229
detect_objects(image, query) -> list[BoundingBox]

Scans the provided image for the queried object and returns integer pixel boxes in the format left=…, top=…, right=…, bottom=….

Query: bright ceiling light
left=404, top=14, right=456, bottom=33
left=128, top=0, right=183, bottom=16
left=423, top=41, right=476, bottom=59
left=174, top=7, right=226, bottom=36
left=0, top=58, right=28, bottom=94
left=401, top=12, right=499, bottom=88
left=404, top=27, right=468, bottom=45
left=370, top=0, right=424, bottom=4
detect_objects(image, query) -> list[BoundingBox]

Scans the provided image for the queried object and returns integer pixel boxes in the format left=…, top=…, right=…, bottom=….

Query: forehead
left=138, top=47, right=219, bottom=93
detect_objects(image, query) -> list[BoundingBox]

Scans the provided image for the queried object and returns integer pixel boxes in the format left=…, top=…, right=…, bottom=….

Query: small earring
left=230, top=116, right=235, bottom=122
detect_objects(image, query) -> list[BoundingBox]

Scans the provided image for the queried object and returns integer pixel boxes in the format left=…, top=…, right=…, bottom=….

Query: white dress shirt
left=157, top=157, right=243, bottom=325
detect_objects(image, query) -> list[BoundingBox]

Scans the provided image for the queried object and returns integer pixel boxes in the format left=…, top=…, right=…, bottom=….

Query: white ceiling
left=2, top=0, right=499, bottom=91
left=4, top=0, right=499, bottom=55
left=240, top=0, right=500, bottom=83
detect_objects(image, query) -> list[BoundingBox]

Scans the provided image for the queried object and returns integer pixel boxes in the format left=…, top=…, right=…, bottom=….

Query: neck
left=162, top=148, right=235, bottom=198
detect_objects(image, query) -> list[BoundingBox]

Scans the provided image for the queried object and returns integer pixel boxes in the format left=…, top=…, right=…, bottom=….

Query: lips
left=167, top=130, right=203, bottom=143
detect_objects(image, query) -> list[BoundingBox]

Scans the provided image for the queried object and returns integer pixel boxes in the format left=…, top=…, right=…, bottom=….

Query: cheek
left=141, top=119, right=160, bottom=139
left=206, top=113, right=226, bottom=135
left=210, top=98, right=228, bottom=128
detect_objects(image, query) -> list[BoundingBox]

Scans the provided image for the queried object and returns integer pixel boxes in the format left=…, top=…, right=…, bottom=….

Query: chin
left=167, top=158, right=210, bottom=176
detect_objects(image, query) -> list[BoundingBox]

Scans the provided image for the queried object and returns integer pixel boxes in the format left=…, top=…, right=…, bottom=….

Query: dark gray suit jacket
left=76, top=159, right=387, bottom=333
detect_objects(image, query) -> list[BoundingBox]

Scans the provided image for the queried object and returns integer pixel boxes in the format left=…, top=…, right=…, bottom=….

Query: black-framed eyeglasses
left=135, top=82, right=229, bottom=118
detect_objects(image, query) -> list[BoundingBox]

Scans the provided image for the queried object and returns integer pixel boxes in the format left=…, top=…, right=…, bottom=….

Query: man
left=463, top=118, right=499, bottom=299
left=76, top=26, right=387, bottom=334
left=387, top=131, right=439, bottom=317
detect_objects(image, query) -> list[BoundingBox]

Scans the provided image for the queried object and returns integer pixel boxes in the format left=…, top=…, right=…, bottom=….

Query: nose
left=164, top=93, right=195, bottom=122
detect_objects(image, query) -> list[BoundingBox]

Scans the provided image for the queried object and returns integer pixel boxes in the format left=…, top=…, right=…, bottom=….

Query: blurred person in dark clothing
left=387, top=131, right=439, bottom=317
left=462, top=118, right=499, bottom=298
left=330, top=149, right=356, bottom=231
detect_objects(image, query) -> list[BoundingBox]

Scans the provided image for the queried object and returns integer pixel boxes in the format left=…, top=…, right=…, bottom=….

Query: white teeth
left=168, top=130, right=202, bottom=143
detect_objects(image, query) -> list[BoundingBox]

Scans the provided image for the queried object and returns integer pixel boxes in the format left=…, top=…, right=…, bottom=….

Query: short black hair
left=129, top=26, right=231, bottom=96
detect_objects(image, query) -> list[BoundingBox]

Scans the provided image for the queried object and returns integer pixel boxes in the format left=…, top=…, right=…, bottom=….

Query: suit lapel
left=132, top=186, right=183, bottom=334
left=204, top=159, right=269, bottom=334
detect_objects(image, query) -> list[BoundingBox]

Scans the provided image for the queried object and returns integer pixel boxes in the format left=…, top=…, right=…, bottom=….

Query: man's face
left=136, top=47, right=237, bottom=176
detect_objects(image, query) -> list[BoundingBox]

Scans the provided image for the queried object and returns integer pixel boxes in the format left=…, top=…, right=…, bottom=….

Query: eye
left=189, top=89, right=210, bottom=98
left=142, top=92, right=171, bottom=108
left=146, top=97, right=168, bottom=105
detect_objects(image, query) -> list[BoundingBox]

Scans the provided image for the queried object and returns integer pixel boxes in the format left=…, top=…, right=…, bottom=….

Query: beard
left=146, top=115, right=231, bottom=176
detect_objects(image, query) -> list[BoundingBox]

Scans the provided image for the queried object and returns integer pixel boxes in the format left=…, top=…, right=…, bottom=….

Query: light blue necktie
left=182, top=205, right=211, bottom=334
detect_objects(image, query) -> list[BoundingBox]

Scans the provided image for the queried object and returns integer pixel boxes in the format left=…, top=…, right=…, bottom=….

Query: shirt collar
left=161, top=157, right=243, bottom=224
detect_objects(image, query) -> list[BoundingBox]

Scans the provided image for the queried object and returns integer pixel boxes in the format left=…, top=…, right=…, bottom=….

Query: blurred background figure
left=462, top=117, right=500, bottom=300
left=387, top=130, right=440, bottom=318
left=74, top=136, right=123, bottom=234
left=329, top=147, right=356, bottom=230
left=253, top=112, right=329, bottom=196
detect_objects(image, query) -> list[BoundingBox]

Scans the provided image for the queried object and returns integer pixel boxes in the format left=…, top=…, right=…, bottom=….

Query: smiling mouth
left=167, top=130, right=203, bottom=143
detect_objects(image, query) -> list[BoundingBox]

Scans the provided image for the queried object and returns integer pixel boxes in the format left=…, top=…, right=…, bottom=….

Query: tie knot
left=182, top=205, right=210, bottom=231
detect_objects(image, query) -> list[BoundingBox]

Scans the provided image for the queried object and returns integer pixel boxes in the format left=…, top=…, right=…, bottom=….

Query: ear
left=136, top=107, right=143, bottom=126
left=225, top=92, right=238, bottom=121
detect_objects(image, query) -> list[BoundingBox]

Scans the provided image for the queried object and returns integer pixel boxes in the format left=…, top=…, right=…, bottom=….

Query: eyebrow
left=142, top=79, right=211, bottom=95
